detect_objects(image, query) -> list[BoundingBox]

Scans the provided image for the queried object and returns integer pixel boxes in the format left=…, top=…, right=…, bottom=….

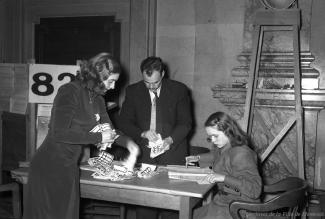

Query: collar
left=149, top=85, right=162, bottom=101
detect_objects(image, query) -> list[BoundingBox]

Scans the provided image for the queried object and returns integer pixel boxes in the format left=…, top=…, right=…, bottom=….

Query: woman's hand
left=101, top=129, right=117, bottom=143
left=96, top=142, right=111, bottom=150
left=127, top=141, right=140, bottom=157
left=122, top=140, right=140, bottom=171
left=203, top=173, right=226, bottom=184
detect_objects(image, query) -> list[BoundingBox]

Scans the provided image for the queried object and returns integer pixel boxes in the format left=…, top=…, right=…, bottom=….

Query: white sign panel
left=29, top=64, right=79, bottom=103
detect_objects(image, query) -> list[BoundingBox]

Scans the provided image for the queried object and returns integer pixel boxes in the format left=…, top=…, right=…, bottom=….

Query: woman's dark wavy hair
left=204, top=111, right=250, bottom=147
left=76, top=52, right=120, bottom=94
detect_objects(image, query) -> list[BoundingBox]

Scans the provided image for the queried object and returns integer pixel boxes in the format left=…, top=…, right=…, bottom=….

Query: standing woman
left=186, top=111, right=262, bottom=219
left=23, top=52, right=139, bottom=219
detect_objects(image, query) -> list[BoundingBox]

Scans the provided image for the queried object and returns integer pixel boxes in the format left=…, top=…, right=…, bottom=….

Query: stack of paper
left=165, top=165, right=214, bottom=183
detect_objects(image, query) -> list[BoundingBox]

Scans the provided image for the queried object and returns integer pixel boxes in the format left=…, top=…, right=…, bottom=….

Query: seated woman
left=186, top=111, right=262, bottom=219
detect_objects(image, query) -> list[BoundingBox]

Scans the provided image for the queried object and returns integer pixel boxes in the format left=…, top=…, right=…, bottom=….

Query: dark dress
left=194, top=145, right=262, bottom=219
left=23, top=81, right=111, bottom=219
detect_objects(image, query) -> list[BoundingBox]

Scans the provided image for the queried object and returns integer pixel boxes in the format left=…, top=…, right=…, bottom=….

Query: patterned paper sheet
left=148, top=134, right=167, bottom=158
left=87, top=151, right=136, bottom=181
left=137, top=163, right=158, bottom=179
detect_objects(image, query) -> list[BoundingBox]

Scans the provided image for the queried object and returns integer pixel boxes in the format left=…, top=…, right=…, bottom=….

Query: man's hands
left=162, top=136, right=173, bottom=151
left=142, top=130, right=173, bottom=157
left=141, top=130, right=159, bottom=142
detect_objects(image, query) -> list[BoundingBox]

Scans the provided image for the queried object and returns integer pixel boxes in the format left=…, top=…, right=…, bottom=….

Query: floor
left=0, top=192, right=13, bottom=219
left=0, top=194, right=136, bottom=219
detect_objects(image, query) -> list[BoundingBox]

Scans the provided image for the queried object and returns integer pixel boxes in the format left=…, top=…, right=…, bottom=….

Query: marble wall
left=228, top=106, right=319, bottom=185
left=156, top=0, right=246, bottom=146
left=310, top=0, right=325, bottom=89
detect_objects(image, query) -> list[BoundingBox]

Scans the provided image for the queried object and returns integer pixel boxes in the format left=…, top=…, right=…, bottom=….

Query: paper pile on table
left=87, top=151, right=135, bottom=181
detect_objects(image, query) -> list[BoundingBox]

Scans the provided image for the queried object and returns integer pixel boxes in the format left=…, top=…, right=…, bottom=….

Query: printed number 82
left=31, top=72, right=75, bottom=96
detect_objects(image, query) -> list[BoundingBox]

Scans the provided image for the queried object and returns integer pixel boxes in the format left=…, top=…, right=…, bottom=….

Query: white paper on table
left=137, top=163, right=157, bottom=178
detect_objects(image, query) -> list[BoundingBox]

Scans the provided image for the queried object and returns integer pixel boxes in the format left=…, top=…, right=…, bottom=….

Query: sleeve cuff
left=90, top=132, right=102, bottom=144
left=167, top=136, right=173, bottom=145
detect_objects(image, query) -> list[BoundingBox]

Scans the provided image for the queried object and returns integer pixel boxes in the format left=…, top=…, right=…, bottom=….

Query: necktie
left=149, top=91, right=159, bottom=131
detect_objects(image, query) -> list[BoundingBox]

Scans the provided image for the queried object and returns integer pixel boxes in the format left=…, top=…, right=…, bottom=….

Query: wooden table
left=11, top=167, right=215, bottom=219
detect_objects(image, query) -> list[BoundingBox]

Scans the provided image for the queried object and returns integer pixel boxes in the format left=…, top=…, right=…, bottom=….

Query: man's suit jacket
left=118, top=78, right=192, bottom=165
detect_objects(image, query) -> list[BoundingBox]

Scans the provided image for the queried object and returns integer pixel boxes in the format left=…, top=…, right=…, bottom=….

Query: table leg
left=23, top=184, right=27, bottom=215
left=203, top=191, right=213, bottom=206
left=179, top=196, right=200, bottom=219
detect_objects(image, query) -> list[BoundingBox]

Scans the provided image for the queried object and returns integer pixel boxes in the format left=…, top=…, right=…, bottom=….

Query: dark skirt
left=23, top=139, right=81, bottom=219
left=193, top=201, right=231, bottom=219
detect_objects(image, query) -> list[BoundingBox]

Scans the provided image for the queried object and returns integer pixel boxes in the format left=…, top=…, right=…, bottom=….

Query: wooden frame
left=243, top=9, right=305, bottom=178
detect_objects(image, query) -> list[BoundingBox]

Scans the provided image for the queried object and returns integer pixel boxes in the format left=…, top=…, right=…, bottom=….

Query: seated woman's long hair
left=204, top=111, right=250, bottom=147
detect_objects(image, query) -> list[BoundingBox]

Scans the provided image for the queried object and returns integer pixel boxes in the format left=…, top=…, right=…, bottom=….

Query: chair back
left=229, top=177, right=308, bottom=219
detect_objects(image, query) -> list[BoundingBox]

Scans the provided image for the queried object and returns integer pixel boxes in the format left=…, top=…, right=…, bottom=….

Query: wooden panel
left=0, top=64, right=14, bottom=99
left=315, top=110, right=325, bottom=190
left=1, top=112, right=26, bottom=184
left=254, top=9, right=300, bottom=26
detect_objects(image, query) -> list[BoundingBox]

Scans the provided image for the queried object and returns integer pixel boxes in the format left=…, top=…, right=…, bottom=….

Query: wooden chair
left=229, top=177, right=308, bottom=219
left=0, top=182, right=22, bottom=219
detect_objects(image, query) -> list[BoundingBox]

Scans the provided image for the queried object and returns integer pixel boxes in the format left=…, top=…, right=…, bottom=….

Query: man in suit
left=118, top=56, right=192, bottom=166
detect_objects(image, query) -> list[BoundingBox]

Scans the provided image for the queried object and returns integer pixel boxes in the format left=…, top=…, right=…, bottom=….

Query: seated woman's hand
left=202, top=173, right=226, bottom=184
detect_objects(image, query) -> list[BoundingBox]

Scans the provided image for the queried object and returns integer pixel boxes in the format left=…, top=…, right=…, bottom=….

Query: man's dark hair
left=140, top=56, right=164, bottom=77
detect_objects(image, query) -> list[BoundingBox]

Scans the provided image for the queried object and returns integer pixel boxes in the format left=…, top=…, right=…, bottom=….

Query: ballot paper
left=91, top=167, right=134, bottom=181
left=87, top=151, right=135, bottom=181
left=90, top=123, right=119, bottom=150
left=137, top=163, right=158, bottom=179
left=87, top=151, right=114, bottom=175
left=148, top=134, right=168, bottom=158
